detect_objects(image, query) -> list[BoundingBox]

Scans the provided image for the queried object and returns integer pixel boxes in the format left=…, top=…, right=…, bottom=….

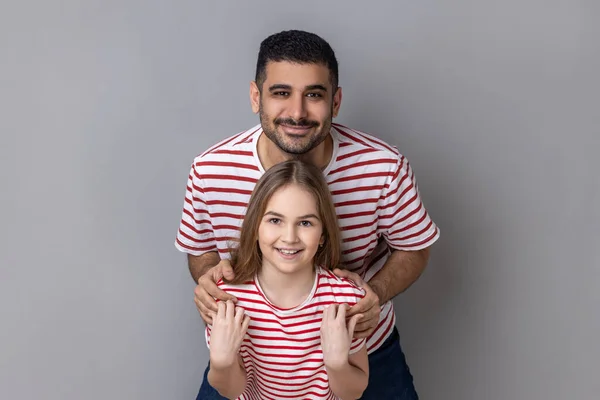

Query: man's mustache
left=275, top=118, right=319, bottom=128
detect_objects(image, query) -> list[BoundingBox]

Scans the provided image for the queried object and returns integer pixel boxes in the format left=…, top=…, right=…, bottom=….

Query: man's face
left=250, top=61, right=342, bottom=155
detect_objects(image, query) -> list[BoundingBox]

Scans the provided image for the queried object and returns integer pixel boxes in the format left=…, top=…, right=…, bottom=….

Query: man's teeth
left=278, top=249, right=300, bottom=255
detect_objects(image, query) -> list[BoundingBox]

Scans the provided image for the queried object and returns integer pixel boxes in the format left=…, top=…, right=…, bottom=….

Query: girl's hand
left=208, top=300, right=250, bottom=370
left=320, top=304, right=362, bottom=370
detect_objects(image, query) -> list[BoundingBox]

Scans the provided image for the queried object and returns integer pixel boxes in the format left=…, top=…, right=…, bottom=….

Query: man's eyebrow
left=305, top=84, right=328, bottom=92
left=267, top=84, right=328, bottom=92
left=268, top=84, right=292, bottom=91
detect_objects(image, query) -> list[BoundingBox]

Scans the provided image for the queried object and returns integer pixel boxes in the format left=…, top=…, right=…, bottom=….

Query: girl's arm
left=207, top=354, right=247, bottom=399
left=207, top=300, right=250, bottom=399
left=326, top=344, right=369, bottom=400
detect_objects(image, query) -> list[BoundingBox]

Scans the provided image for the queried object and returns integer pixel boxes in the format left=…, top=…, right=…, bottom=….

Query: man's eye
left=306, top=93, right=322, bottom=98
left=274, top=92, right=289, bottom=96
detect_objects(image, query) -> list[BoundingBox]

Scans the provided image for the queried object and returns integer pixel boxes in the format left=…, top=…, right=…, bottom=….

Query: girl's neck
left=257, top=264, right=316, bottom=309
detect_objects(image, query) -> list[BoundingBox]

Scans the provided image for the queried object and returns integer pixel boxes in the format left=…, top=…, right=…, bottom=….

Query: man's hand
left=333, top=268, right=380, bottom=339
left=195, top=259, right=237, bottom=324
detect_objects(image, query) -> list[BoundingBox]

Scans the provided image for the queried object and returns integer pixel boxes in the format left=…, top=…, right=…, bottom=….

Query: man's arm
left=188, top=252, right=220, bottom=283
left=335, top=246, right=432, bottom=337
left=369, top=246, right=431, bottom=305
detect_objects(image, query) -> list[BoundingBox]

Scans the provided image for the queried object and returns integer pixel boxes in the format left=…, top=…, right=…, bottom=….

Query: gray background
left=1, top=0, right=598, bottom=399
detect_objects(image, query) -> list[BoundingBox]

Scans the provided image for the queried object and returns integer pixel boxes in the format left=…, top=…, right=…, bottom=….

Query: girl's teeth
left=279, top=249, right=299, bottom=255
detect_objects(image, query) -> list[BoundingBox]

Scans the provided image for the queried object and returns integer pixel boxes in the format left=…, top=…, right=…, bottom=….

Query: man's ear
left=250, top=81, right=260, bottom=114
left=332, top=86, right=342, bottom=118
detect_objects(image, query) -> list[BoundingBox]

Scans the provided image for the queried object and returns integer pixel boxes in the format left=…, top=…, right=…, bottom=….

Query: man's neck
left=257, top=132, right=333, bottom=171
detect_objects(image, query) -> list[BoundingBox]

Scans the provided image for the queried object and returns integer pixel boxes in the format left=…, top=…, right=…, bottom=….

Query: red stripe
left=391, top=227, right=439, bottom=249
left=184, top=197, right=208, bottom=214
left=334, top=196, right=380, bottom=207
left=333, top=125, right=372, bottom=148
left=342, top=237, right=378, bottom=255
left=367, top=307, right=395, bottom=351
left=342, top=227, right=377, bottom=243
left=180, top=219, right=212, bottom=235
left=336, top=147, right=379, bottom=161
left=330, top=184, right=385, bottom=196
left=200, top=130, right=248, bottom=156
left=200, top=126, right=260, bottom=158
left=340, top=218, right=377, bottom=232
left=379, top=202, right=424, bottom=231
left=378, top=195, right=421, bottom=223
left=243, top=340, right=321, bottom=354
left=210, top=149, right=253, bottom=157
left=177, top=229, right=214, bottom=244
left=360, top=247, right=389, bottom=278
left=175, top=238, right=216, bottom=252
left=388, top=209, right=428, bottom=236
left=329, top=171, right=394, bottom=184
left=334, top=123, right=399, bottom=154
left=195, top=160, right=259, bottom=171
left=203, top=187, right=252, bottom=196
left=211, top=212, right=244, bottom=220
left=182, top=210, right=212, bottom=226
left=236, top=128, right=259, bottom=144
left=329, top=158, right=397, bottom=175
left=337, top=209, right=380, bottom=219
left=194, top=173, right=258, bottom=184
left=206, top=199, right=247, bottom=207
left=249, top=369, right=328, bottom=389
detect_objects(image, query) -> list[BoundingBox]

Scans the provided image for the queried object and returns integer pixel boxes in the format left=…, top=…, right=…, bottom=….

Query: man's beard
left=259, top=103, right=332, bottom=155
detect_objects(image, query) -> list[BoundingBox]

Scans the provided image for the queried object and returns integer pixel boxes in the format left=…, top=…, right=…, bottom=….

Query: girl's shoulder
left=214, top=279, right=258, bottom=300
left=315, top=267, right=366, bottom=301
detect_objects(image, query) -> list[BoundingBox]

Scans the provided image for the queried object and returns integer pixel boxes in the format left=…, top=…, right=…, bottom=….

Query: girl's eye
left=269, top=218, right=281, bottom=224
left=299, top=221, right=312, bottom=227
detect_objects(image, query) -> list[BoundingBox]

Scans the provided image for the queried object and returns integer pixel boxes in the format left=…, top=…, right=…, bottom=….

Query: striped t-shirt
left=176, top=123, right=440, bottom=352
left=205, top=267, right=366, bottom=400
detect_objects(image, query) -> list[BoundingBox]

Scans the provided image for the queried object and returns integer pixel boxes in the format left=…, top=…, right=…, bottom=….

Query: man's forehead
left=264, top=61, right=331, bottom=86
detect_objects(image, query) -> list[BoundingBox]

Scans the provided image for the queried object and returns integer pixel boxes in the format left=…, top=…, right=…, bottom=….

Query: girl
left=205, top=160, right=369, bottom=400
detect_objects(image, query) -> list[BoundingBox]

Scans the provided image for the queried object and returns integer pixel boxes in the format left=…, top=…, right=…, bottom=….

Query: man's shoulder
left=192, top=124, right=261, bottom=163
left=332, top=123, right=400, bottom=158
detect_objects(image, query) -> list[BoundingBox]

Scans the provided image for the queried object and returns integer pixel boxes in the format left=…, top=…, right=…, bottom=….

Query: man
left=175, top=30, right=439, bottom=399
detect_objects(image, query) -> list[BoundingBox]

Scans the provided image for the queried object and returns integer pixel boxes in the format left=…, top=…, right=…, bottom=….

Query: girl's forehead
left=264, top=184, right=319, bottom=213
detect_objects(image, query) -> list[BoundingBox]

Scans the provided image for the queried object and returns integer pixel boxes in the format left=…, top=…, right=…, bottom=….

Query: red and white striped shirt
left=205, top=267, right=366, bottom=400
left=176, top=123, right=440, bottom=352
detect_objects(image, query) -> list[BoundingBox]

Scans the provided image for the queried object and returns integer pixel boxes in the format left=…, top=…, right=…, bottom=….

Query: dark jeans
left=196, top=327, right=418, bottom=399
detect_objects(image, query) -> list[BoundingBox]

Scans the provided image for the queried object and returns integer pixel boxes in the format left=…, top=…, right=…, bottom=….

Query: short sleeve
left=174, top=161, right=218, bottom=255
left=378, top=155, right=440, bottom=250
left=349, top=337, right=366, bottom=354
left=345, top=281, right=367, bottom=355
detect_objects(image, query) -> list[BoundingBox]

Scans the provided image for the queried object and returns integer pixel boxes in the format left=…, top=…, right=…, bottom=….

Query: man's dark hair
left=255, top=30, right=339, bottom=91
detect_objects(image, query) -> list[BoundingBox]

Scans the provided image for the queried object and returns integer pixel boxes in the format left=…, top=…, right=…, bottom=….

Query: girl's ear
left=319, top=236, right=325, bottom=247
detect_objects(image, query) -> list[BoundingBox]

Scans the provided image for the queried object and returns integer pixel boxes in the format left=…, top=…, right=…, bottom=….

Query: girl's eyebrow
left=264, top=211, right=320, bottom=220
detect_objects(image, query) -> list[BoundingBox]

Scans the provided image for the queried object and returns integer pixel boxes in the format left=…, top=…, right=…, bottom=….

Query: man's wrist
left=368, top=279, right=386, bottom=306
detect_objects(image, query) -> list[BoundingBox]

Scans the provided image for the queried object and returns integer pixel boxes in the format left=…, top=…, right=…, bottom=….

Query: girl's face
left=258, top=184, right=324, bottom=276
